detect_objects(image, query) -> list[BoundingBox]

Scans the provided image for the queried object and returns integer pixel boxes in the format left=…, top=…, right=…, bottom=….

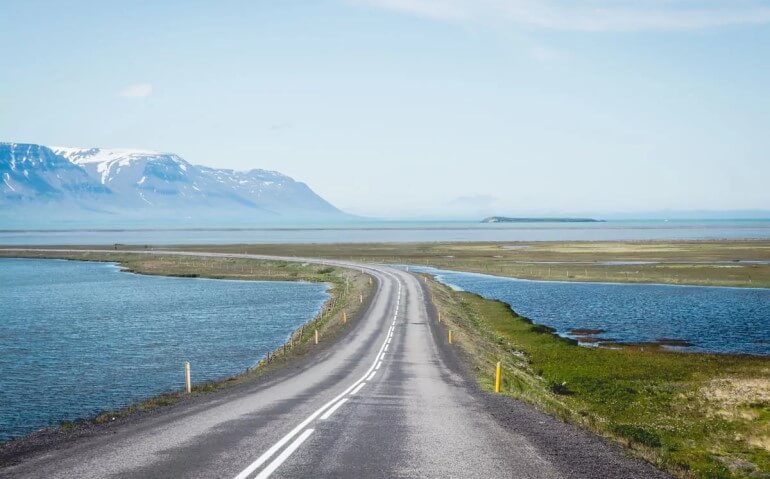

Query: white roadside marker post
left=184, top=361, right=192, bottom=393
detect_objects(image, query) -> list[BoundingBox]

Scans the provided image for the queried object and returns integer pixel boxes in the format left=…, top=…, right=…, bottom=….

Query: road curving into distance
left=0, top=249, right=670, bottom=478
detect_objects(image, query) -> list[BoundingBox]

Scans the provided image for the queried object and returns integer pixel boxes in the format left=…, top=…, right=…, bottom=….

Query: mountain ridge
left=1, top=142, right=348, bottom=227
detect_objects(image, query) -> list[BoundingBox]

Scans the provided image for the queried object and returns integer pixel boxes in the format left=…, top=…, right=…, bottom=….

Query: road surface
left=0, top=250, right=670, bottom=478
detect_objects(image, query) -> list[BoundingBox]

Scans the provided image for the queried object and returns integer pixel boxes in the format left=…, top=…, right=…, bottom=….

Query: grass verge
left=424, top=274, right=770, bottom=479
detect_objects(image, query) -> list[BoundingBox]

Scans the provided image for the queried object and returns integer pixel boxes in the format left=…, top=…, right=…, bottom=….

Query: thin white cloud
left=119, top=83, right=153, bottom=98
left=349, top=0, right=770, bottom=31
left=530, top=45, right=565, bottom=62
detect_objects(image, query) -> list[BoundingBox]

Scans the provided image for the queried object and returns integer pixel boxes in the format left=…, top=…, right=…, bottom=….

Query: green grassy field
left=7, top=240, right=768, bottom=287
left=166, top=240, right=770, bottom=288
left=425, top=276, right=770, bottom=479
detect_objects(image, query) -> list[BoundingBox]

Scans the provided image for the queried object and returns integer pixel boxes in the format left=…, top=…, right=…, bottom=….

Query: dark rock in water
left=654, top=338, right=694, bottom=347
left=569, top=328, right=607, bottom=336
left=597, top=338, right=694, bottom=351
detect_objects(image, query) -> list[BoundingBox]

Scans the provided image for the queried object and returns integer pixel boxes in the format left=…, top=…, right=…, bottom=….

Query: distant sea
left=1, top=219, right=770, bottom=245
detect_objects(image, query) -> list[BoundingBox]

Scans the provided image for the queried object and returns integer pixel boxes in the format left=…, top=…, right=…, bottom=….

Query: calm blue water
left=1, top=220, right=770, bottom=245
left=413, top=267, right=770, bottom=356
left=0, top=258, right=328, bottom=442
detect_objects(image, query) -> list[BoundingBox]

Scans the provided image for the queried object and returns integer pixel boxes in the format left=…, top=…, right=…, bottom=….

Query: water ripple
left=0, top=258, right=328, bottom=442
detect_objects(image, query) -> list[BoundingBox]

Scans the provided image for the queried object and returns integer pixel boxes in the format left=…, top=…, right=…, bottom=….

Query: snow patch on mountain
left=1, top=143, right=347, bottom=225
left=1, top=143, right=110, bottom=201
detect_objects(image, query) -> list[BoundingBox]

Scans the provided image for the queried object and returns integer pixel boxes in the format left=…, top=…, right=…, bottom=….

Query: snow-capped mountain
left=1, top=142, right=346, bottom=226
left=0, top=143, right=110, bottom=201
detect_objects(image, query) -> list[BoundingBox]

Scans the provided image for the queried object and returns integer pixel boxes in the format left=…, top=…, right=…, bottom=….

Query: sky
left=2, top=0, right=769, bottom=218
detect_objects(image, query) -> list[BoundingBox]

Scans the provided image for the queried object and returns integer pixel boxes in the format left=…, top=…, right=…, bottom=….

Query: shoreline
left=428, top=270, right=768, bottom=358
left=423, top=274, right=770, bottom=478
left=0, top=253, right=374, bottom=456
left=422, top=267, right=769, bottom=357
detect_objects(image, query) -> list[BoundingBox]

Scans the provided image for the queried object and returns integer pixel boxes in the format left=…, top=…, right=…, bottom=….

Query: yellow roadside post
left=448, top=330, right=453, bottom=344
left=315, top=329, right=319, bottom=344
left=342, top=311, right=347, bottom=324
left=495, top=362, right=502, bottom=393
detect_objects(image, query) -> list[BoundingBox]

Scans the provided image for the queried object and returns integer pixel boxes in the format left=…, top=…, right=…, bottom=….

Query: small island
left=481, top=216, right=604, bottom=223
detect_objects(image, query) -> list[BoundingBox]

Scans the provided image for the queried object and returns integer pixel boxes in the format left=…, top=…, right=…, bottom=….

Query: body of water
left=414, top=266, right=770, bottom=356
left=0, top=258, right=328, bottom=442
left=1, top=220, right=770, bottom=245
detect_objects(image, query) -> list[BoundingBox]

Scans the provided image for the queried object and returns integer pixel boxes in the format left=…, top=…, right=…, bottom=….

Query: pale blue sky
left=2, top=0, right=769, bottom=218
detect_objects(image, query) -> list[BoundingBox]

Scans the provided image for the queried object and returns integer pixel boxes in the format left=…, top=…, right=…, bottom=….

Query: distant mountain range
left=0, top=142, right=349, bottom=227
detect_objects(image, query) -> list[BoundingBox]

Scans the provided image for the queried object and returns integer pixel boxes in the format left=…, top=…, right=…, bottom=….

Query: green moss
left=611, top=424, right=663, bottom=448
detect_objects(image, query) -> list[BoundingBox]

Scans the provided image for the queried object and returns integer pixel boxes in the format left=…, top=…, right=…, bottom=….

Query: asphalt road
left=0, top=250, right=671, bottom=478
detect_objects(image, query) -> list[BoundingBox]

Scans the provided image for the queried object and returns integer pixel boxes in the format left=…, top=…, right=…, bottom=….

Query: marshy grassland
left=6, top=239, right=768, bottom=288
left=0, top=250, right=373, bottom=427
left=170, top=240, right=770, bottom=288
left=424, top=276, right=770, bottom=478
